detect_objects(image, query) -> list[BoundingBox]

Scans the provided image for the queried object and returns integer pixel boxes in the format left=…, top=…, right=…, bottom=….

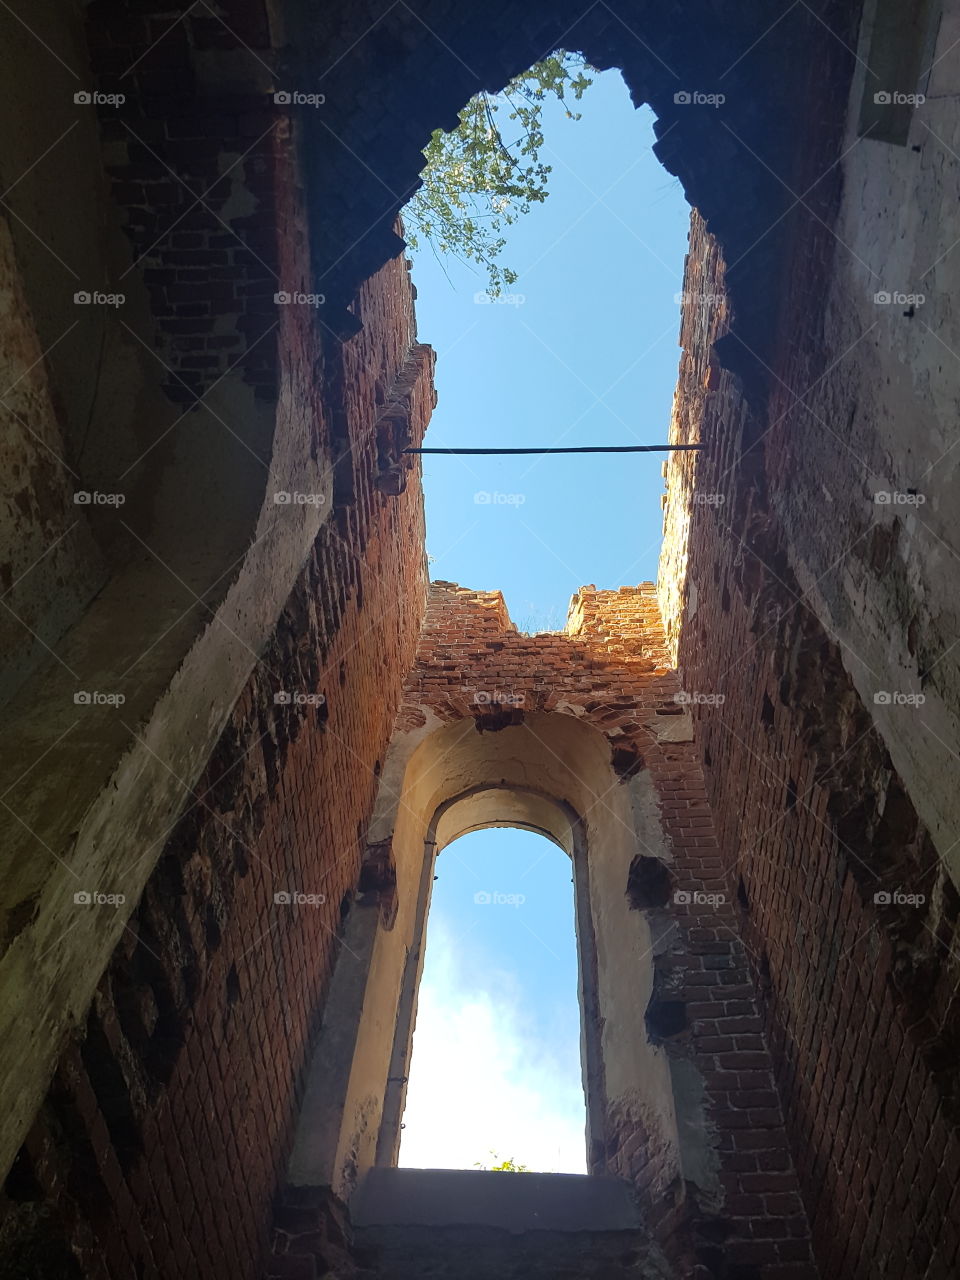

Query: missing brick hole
left=3, top=1147, right=42, bottom=1202
left=473, top=707, right=524, bottom=733
left=234, top=840, right=250, bottom=878
left=204, top=903, right=223, bottom=951
left=645, top=997, right=687, bottom=1041
left=226, top=963, right=241, bottom=1008
left=611, top=745, right=643, bottom=779
left=761, top=692, right=775, bottom=728
left=736, top=876, right=749, bottom=912
left=695, top=1244, right=725, bottom=1276
left=785, top=777, right=798, bottom=811
left=626, top=854, right=673, bottom=910
left=697, top=1216, right=734, bottom=1245
left=1, top=890, right=40, bottom=955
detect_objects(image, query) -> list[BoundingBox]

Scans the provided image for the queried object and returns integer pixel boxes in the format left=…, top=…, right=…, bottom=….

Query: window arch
left=288, top=711, right=705, bottom=1211
left=379, top=789, right=604, bottom=1173
left=396, top=823, right=587, bottom=1173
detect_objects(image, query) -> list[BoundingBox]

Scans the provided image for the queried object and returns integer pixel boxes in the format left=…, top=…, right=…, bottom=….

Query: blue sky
left=398, top=828, right=587, bottom=1173
left=411, top=68, right=691, bottom=630
left=398, top=69, right=690, bottom=1171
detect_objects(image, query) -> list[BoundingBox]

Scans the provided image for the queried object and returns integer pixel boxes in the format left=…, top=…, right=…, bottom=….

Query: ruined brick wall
left=0, top=253, right=432, bottom=1280
left=392, top=583, right=818, bottom=1280
left=297, top=0, right=838, bottom=392
left=8, top=5, right=956, bottom=1280
left=659, top=141, right=960, bottom=1280
left=85, top=0, right=281, bottom=404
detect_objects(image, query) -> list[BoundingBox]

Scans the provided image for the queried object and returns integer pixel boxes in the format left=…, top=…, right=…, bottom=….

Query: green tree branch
left=404, top=52, right=595, bottom=294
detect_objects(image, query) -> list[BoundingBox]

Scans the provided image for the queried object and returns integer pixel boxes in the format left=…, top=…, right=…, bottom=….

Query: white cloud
left=398, top=916, right=587, bottom=1173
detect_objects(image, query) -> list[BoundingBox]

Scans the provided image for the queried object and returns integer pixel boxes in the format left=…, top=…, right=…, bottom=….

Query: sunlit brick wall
left=2, top=251, right=432, bottom=1280
left=396, top=582, right=817, bottom=1278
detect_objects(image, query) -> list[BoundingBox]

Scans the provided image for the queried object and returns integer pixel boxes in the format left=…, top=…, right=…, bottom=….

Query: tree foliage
left=404, top=53, right=594, bottom=294
left=474, top=1151, right=530, bottom=1172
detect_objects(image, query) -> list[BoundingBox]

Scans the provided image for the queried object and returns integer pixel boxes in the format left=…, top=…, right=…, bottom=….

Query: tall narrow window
left=398, top=827, right=587, bottom=1173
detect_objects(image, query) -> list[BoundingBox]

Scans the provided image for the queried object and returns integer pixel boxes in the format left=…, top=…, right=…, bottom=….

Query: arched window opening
left=289, top=717, right=685, bottom=1205
left=398, top=827, right=587, bottom=1174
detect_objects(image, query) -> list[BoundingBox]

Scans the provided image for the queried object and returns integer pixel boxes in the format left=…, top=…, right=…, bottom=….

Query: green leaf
left=404, top=51, right=594, bottom=295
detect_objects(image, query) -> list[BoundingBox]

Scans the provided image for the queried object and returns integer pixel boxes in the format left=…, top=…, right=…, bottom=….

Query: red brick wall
left=0, top=252, right=432, bottom=1280
left=12, top=5, right=947, bottom=1279
left=662, top=216, right=960, bottom=1280
left=394, top=583, right=817, bottom=1279
left=85, top=0, right=283, bottom=405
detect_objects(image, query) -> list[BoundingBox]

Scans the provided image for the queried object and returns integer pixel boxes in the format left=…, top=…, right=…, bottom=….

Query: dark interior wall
left=0, top=248, right=433, bottom=1280
left=653, top=10, right=960, bottom=1276
left=663, top=215, right=960, bottom=1280
left=0, top=0, right=167, bottom=706
left=0, top=0, right=418, bottom=1185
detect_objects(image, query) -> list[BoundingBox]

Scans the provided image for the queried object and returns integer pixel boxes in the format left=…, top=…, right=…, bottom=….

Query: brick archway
left=289, top=710, right=694, bottom=1221
left=283, top=584, right=813, bottom=1270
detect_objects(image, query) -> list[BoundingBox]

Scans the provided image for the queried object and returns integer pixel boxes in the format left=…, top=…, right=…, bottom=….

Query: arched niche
left=288, top=711, right=686, bottom=1213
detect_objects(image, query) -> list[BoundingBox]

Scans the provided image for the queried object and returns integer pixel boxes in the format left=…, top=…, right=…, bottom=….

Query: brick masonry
left=0, top=249, right=432, bottom=1280
left=3, top=1, right=956, bottom=1279
left=386, top=582, right=818, bottom=1280
left=85, top=0, right=284, bottom=405
left=296, top=0, right=844, bottom=399
left=660, top=150, right=960, bottom=1280
left=81, top=0, right=844, bottom=410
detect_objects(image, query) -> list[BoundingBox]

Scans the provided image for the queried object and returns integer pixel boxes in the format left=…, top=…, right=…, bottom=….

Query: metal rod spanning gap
left=403, top=444, right=706, bottom=455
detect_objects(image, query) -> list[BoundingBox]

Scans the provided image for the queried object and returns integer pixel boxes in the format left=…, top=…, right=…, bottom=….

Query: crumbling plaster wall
left=0, top=0, right=165, bottom=703
left=1, top=246, right=433, bottom=1280
left=765, top=0, right=960, bottom=878
left=328, top=712, right=681, bottom=1204
left=657, top=6, right=960, bottom=1275
left=0, top=0, right=277, bottom=704
left=0, top=0, right=421, bottom=1192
